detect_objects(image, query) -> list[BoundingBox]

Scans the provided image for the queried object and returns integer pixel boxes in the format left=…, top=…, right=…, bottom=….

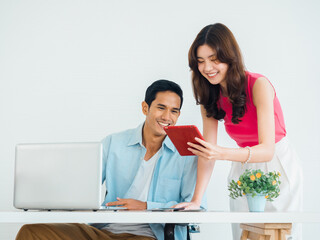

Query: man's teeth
left=208, top=72, right=218, bottom=77
left=159, top=122, right=169, bottom=126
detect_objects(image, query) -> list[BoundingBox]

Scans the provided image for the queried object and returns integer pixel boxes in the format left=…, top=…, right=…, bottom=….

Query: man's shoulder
left=101, top=125, right=141, bottom=146
left=109, top=127, right=137, bottom=138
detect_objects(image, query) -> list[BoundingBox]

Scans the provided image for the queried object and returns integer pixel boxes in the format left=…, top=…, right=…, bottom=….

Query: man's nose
left=161, top=110, right=171, bottom=120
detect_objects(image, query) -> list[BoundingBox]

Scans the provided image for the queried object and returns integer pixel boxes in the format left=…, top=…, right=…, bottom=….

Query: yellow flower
left=265, top=195, right=269, bottom=199
left=278, top=172, right=281, bottom=176
left=272, top=180, right=277, bottom=185
left=250, top=175, right=255, bottom=181
left=237, top=180, right=241, bottom=186
left=256, top=173, right=262, bottom=178
left=242, top=192, right=246, bottom=195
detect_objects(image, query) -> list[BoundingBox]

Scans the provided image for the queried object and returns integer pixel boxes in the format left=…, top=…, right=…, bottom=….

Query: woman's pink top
left=218, top=72, right=286, bottom=147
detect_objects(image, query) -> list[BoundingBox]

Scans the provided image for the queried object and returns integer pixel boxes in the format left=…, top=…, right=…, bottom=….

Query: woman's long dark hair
left=189, top=23, right=247, bottom=124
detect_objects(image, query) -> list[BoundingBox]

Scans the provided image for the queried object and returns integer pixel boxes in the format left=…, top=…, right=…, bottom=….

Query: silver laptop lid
left=14, top=142, right=102, bottom=210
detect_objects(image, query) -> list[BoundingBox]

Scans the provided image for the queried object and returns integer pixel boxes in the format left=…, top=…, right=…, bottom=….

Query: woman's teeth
left=208, top=72, right=218, bottom=77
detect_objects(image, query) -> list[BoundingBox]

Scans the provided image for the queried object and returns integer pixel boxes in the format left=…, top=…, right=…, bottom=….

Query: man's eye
left=158, top=107, right=165, bottom=110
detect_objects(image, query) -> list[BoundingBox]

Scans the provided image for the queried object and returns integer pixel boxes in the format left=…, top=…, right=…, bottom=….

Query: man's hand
left=106, top=197, right=147, bottom=210
left=172, top=201, right=200, bottom=210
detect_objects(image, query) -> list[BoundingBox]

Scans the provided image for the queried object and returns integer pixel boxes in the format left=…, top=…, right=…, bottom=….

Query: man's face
left=142, top=91, right=181, bottom=137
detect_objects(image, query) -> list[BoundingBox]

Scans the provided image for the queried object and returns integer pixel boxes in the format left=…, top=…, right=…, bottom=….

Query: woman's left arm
left=188, top=77, right=275, bottom=163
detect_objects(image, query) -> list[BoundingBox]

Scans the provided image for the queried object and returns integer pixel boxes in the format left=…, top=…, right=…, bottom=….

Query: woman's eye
left=211, top=58, right=220, bottom=63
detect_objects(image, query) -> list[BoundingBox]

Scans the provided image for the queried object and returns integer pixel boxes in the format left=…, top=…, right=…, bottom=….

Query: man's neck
left=142, top=126, right=165, bottom=161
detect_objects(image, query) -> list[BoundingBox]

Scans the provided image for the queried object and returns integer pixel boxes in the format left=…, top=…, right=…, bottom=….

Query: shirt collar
left=127, top=123, right=144, bottom=147
left=127, top=122, right=176, bottom=153
left=163, top=133, right=175, bottom=152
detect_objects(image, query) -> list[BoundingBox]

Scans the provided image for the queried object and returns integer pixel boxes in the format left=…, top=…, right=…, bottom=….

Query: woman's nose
left=204, top=61, right=213, bottom=72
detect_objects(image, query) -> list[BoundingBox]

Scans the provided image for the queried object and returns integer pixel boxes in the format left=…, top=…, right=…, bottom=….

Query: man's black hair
left=144, top=80, right=183, bottom=109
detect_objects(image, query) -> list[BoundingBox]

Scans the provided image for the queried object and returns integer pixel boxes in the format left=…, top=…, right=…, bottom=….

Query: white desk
left=1, top=211, right=319, bottom=224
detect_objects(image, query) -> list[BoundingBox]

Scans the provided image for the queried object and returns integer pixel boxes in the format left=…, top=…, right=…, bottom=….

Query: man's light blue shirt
left=101, top=123, right=205, bottom=240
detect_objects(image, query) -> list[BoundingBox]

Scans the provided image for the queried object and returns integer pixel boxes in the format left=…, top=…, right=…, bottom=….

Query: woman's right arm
left=191, top=105, right=218, bottom=205
left=174, top=106, right=218, bottom=209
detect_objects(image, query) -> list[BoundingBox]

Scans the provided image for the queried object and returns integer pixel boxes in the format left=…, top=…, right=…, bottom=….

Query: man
left=16, top=80, right=204, bottom=240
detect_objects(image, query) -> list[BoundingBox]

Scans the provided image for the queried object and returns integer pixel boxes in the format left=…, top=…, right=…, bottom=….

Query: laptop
left=13, top=142, right=105, bottom=211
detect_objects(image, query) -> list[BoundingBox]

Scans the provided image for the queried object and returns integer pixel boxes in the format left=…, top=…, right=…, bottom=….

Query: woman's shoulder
left=245, top=71, right=268, bottom=89
left=246, top=71, right=267, bottom=80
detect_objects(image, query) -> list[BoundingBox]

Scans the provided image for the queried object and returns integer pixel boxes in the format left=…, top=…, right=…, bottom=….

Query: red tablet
left=164, top=125, right=204, bottom=156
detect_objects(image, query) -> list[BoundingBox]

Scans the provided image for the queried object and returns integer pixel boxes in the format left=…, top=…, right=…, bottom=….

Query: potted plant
left=228, top=169, right=281, bottom=212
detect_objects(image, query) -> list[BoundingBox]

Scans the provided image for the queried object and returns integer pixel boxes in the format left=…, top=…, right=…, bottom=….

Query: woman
left=176, top=23, right=303, bottom=239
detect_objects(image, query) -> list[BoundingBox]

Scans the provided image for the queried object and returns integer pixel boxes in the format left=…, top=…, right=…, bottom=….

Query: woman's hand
left=187, top=137, right=224, bottom=161
left=172, top=201, right=201, bottom=210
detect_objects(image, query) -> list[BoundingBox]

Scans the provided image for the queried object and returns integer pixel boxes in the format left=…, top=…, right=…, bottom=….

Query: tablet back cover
left=164, top=125, right=203, bottom=156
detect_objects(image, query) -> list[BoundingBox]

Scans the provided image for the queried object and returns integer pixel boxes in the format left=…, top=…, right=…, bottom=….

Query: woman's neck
left=220, top=82, right=228, bottom=97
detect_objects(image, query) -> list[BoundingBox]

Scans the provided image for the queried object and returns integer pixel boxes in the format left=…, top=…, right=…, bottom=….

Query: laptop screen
left=14, top=142, right=102, bottom=211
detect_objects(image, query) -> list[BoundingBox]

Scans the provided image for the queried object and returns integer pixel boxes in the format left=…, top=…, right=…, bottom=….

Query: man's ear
left=141, top=101, right=149, bottom=116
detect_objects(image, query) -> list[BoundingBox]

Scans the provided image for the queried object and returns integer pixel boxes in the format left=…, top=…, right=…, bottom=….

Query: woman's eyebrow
left=197, top=54, right=216, bottom=59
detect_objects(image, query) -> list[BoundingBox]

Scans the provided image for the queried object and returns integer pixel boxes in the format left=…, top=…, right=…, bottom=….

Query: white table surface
left=1, top=211, right=319, bottom=224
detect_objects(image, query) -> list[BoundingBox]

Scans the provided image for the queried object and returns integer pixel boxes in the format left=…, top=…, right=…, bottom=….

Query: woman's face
left=196, top=44, right=228, bottom=88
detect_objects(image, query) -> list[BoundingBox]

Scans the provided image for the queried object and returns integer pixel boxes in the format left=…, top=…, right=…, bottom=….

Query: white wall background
left=1, top=0, right=319, bottom=239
